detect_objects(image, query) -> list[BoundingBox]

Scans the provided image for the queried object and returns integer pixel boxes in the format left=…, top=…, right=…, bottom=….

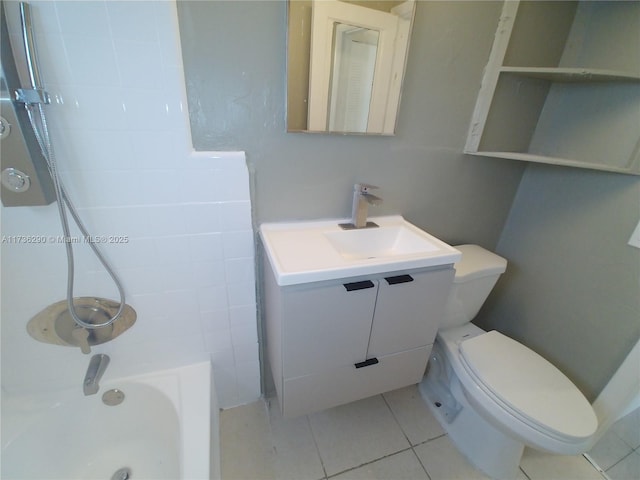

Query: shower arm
left=16, top=2, right=49, bottom=105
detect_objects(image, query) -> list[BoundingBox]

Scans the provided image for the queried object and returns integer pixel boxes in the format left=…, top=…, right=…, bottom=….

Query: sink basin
left=324, top=225, right=440, bottom=260
left=260, top=215, right=461, bottom=286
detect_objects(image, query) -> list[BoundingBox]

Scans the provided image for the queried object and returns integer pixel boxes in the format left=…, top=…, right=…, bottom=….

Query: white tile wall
left=0, top=1, right=259, bottom=408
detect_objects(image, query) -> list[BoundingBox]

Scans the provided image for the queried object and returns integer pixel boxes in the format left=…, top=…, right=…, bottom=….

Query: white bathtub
left=1, top=361, right=218, bottom=480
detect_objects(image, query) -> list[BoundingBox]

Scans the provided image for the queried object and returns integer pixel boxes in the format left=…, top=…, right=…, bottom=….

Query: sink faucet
left=340, top=183, right=383, bottom=229
left=83, top=353, right=110, bottom=396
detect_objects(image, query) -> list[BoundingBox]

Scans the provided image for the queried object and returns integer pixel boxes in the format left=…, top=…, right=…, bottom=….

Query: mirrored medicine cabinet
left=286, top=0, right=416, bottom=135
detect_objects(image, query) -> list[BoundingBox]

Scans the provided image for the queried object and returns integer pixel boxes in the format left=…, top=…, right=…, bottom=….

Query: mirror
left=287, top=0, right=416, bottom=135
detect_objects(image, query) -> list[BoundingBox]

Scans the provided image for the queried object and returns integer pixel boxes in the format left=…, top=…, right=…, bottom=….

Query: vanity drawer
left=280, top=345, right=431, bottom=418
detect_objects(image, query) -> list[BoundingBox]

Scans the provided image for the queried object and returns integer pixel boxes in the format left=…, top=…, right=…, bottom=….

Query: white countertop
left=260, top=215, right=461, bottom=286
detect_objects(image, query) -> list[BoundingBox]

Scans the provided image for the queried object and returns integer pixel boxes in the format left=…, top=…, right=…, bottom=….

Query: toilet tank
left=441, top=245, right=507, bottom=329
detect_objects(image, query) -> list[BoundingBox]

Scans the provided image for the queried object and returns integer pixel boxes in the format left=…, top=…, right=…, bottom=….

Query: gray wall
left=476, top=164, right=640, bottom=401
left=177, top=1, right=639, bottom=401
left=177, top=0, right=524, bottom=248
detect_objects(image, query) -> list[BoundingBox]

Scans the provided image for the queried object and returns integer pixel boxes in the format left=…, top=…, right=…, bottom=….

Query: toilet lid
left=459, top=330, right=597, bottom=440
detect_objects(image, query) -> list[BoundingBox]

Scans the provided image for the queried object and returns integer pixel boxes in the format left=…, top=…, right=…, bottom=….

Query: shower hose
left=26, top=102, right=126, bottom=329
left=17, top=1, right=124, bottom=330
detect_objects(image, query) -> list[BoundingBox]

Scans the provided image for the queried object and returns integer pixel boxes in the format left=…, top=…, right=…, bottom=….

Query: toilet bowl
left=419, top=245, right=597, bottom=480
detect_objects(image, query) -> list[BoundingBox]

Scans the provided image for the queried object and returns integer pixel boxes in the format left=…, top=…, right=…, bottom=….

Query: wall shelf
left=465, top=1, right=640, bottom=175
left=499, top=67, right=640, bottom=84
left=466, top=151, right=639, bottom=175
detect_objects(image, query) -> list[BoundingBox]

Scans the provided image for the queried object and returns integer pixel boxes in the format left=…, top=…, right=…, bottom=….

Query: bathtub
left=1, top=361, right=218, bottom=480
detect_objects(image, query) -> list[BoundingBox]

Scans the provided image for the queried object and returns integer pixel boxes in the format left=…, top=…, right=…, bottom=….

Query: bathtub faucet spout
left=83, top=354, right=110, bottom=395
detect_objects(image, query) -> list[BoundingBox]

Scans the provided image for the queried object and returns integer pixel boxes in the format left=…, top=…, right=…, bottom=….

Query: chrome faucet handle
left=356, top=183, right=383, bottom=206
left=339, top=183, right=383, bottom=230
left=355, top=183, right=379, bottom=193
left=71, top=326, right=91, bottom=354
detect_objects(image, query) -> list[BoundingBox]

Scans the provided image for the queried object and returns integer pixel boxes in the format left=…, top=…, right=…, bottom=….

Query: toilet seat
left=458, top=330, right=597, bottom=443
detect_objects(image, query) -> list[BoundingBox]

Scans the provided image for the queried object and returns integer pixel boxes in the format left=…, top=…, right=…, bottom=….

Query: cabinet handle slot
left=354, top=358, right=379, bottom=369
left=385, top=275, right=414, bottom=285
left=344, top=280, right=375, bottom=291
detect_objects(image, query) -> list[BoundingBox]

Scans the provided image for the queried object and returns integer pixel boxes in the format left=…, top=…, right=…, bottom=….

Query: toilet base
left=420, top=347, right=524, bottom=480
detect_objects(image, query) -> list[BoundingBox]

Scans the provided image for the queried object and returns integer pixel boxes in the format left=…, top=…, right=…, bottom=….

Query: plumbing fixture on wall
left=339, top=183, right=383, bottom=229
left=27, top=297, right=136, bottom=354
left=4, top=2, right=136, bottom=352
left=83, top=354, right=110, bottom=396
left=0, top=3, right=54, bottom=206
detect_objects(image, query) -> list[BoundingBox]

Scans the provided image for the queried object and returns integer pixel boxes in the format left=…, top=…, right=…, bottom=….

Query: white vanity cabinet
left=264, top=259, right=455, bottom=418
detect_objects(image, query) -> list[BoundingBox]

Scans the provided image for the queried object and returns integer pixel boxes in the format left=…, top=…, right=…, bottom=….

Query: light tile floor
left=587, top=407, right=640, bottom=480
left=220, top=385, right=612, bottom=480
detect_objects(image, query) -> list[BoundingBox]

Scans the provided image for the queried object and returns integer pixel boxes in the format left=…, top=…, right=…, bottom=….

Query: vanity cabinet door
left=367, top=268, right=455, bottom=358
left=281, top=280, right=377, bottom=379
left=282, top=346, right=430, bottom=418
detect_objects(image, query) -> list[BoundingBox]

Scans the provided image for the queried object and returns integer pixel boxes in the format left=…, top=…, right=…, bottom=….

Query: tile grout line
left=409, top=441, right=434, bottom=480
left=519, top=464, right=533, bottom=480
left=315, top=393, right=436, bottom=479
left=324, top=446, right=417, bottom=479
left=380, top=393, right=413, bottom=445
left=582, top=453, right=612, bottom=480
left=305, top=413, right=329, bottom=480
left=381, top=392, right=434, bottom=480
left=595, top=449, right=636, bottom=479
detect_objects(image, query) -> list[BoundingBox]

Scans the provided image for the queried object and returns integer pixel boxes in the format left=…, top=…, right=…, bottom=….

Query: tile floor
left=587, top=407, right=640, bottom=480
left=220, top=385, right=613, bottom=480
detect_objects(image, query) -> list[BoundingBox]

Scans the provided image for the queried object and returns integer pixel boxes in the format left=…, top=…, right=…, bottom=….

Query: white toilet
left=419, top=245, right=598, bottom=480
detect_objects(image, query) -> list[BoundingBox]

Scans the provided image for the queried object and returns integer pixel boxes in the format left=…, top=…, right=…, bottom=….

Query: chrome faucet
left=340, top=183, right=383, bottom=229
left=83, top=354, right=110, bottom=396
